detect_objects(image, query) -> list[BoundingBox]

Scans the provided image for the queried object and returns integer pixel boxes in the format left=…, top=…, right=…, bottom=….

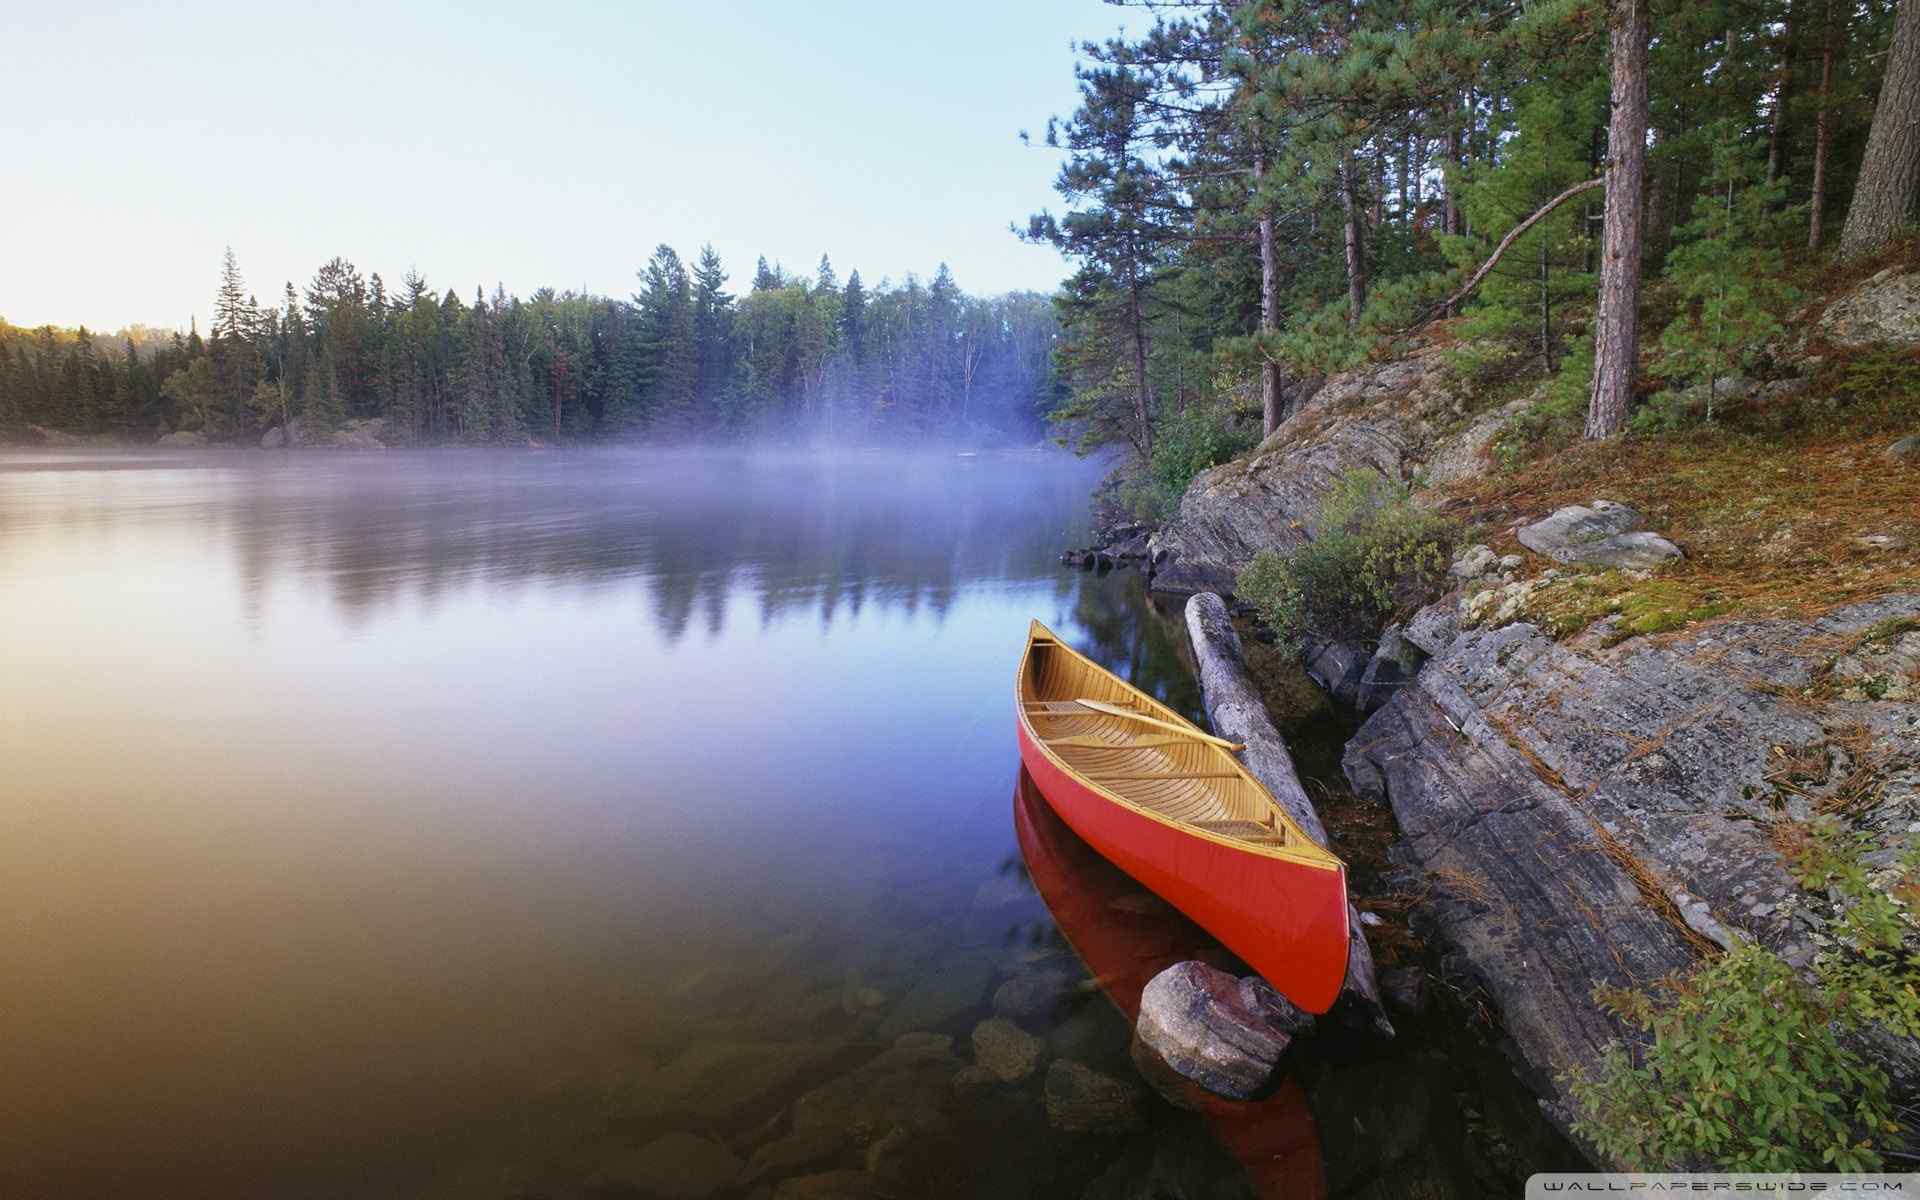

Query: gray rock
left=1147, top=420, right=1408, bottom=594
left=1818, top=268, right=1920, bottom=349
left=1303, top=638, right=1370, bottom=708
left=743, top=1127, right=849, bottom=1185
left=1888, top=436, right=1920, bottom=464
left=1378, top=965, right=1430, bottom=1016
left=1146, top=340, right=1515, bottom=595
left=970, top=1017, right=1044, bottom=1082
left=1132, top=961, right=1310, bottom=1099
left=330, top=417, right=387, bottom=449
left=1043, top=1060, right=1146, bottom=1134
left=1517, top=500, right=1683, bottom=570
left=260, top=420, right=305, bottom=448
left=1403, top=600, right=1462, bottom=657
left=1451, top=544, right=1498, bottom=580
left=156, top=430, right=207, bottom=447
left=1342, top=594, right=1920, bottom=1138
left=599, top=1132, right=741, bottom=1200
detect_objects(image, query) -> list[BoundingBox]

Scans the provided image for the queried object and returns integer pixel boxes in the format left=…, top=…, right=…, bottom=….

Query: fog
left=0, top=444, right=1185, bottom=1199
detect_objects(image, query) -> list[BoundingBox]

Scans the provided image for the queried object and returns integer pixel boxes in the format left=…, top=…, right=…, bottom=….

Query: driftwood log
left=1184, top=591, right=1394, bottom=1036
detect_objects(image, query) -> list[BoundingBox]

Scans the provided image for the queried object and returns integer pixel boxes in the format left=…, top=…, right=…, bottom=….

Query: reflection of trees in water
left=208, top=451, right=1108, bottom=641
left=1063, top=570, right=1204, bottom=722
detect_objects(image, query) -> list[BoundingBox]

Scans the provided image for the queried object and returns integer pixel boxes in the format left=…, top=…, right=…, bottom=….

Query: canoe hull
left=1017, top=718, right=1349, bottom=1014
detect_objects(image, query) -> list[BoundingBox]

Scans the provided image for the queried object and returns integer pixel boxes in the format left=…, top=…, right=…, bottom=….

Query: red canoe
left=1014, top=619, right=1349, bottom=1014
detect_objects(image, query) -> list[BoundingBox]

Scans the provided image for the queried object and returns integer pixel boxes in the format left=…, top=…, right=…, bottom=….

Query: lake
left=0, top=447, right=1566, bottom=1198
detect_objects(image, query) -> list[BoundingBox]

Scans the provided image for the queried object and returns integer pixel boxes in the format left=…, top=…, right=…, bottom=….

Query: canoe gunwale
left=1018, top=621, right=1342, bottom=872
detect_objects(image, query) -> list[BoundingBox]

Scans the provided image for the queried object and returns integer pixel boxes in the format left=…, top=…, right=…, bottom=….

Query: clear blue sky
left=2, top=1, right=1129, bottom=332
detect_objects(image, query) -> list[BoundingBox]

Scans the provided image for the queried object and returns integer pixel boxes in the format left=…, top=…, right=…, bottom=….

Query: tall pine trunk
left=1257, top=149, right=1283, bottom=439
left=1767, top=2, right=1797, bottom=184
left=1339, top=156, right=1368, bottom=330
left=1128, top=266, right=1153, bottom=459
left=1810, top=0, right=1840, bottom=250
left=1839, top=0, right=1920, bottom=256
left=1587, top=0, right=1651, bottom=441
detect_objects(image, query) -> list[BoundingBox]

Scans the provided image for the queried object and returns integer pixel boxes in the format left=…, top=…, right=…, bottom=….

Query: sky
left=1, top=0, right=1130, bottom=333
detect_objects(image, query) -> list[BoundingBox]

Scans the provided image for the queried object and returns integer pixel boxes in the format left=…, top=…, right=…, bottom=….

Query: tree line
left=1026, top=0, right=1920, bottom=465
left=0, top=248, right=1061, bottom=445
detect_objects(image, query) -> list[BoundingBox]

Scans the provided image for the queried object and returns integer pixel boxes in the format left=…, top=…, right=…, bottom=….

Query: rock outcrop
left=1130, top=960, right=1311, bottom=1099
left=1147, top=337, right=1528, bottom=596
left=1343, top=594, right=1920, bottom=1132
left=1817, top=267, right=1920, bottom=349
left=156, top=430, right=208, bottom=447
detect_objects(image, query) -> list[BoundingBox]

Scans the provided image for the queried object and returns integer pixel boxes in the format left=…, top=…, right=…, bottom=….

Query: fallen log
left=1184, top=591, right=1394, bottom=1036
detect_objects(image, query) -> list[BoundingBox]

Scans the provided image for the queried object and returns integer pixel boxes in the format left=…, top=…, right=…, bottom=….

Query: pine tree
left=633, top=245, right=697, bottom=433
left=1839, top=0, right=1920, bottom=255
left=1655, top=125, right=1800, bottom=419
left=1586, top=0, right=1651, bottom=440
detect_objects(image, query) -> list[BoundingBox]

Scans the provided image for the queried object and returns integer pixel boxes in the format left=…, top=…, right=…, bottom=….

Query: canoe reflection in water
left=1012, top=770, right=1327, bottom=1199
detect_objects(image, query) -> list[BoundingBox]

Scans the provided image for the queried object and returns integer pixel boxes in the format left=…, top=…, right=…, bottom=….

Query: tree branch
left=1413, top=175, right=1605, bottom=328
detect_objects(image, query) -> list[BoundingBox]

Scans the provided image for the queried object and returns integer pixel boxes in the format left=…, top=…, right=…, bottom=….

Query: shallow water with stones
left=0, top=446, right=1574, bottom=1198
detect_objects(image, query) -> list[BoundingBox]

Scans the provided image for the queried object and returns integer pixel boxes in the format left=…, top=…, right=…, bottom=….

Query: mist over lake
left=1, top=446, right=1211, bottom=1197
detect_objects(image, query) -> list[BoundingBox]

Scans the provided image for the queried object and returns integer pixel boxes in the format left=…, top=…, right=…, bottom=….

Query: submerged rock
left=1043, top=1059, right=1146, bottom=1134
left=874, top=949, right=997, bottom=1040
left=598, top=1131, right=741, bottom=1200
left=970, top=1017, right=1045, bottom=1082
left=1516, top=500, right=1683, bottom=570
left=1132, top=961, right=1311, bottom=1100
left=790, top=1033, right=959, bottom=1144
left=771, top=1169, right=876, bottom=1200
left=622, top=1038, right=846, bottom=1125
left=742, top=1127, right=849, bottom=1185
left=990, top=967, right=1078, bottom=1022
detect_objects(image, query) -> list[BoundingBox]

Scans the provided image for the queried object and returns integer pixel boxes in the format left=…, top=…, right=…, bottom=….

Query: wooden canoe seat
left=1044, top=733, right=1193, bottom=750
left=1189, top=818, right=1290, bottom=844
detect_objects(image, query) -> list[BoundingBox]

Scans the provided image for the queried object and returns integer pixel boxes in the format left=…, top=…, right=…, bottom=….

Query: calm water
left=0, top=448, right=1563, bottom=1198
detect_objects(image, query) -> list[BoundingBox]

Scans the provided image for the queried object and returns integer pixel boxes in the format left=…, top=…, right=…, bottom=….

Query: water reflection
left=0, top=447, right=1205, bottom=1198
left=1013, top=771, right=1327, bottom=1199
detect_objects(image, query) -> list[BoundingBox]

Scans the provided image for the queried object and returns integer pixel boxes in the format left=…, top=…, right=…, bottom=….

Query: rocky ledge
left=1343, top=593, right=1920, bottom=1134
left=1146, top=337, right=1525, bottom=595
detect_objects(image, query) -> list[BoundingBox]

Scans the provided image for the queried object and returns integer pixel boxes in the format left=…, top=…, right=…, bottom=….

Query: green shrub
left=1139, top=402, right=1259, bottom=518
left=1495, top=339, right=1592, bottom=467
left=1839, top=350, right=1920, bottom=422
left=1235, top=469, right=1461, bottom=652
left=1569, top=941, right=1897, bottom=1172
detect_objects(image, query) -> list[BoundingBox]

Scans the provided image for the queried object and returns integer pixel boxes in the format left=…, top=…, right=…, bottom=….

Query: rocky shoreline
left=1070, top=265, right=1920, bottom=1161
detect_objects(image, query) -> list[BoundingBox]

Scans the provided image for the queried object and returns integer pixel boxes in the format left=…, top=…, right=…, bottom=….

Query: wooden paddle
left=1069, top=698, right=1245, bottom=752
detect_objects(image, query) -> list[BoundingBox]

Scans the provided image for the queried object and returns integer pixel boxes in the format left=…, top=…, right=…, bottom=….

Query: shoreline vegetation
left=0, top=247, right=1060, bottom=450
left=1027, top=0, right=1920, bottom=1175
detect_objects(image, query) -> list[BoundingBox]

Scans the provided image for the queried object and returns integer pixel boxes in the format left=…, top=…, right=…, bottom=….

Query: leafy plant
left=1569, top=942, right=1897, bottom=1172
left=1236, top=469, right=1460, bottom=652
left=1136, top=401, right=1260, bottom=518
